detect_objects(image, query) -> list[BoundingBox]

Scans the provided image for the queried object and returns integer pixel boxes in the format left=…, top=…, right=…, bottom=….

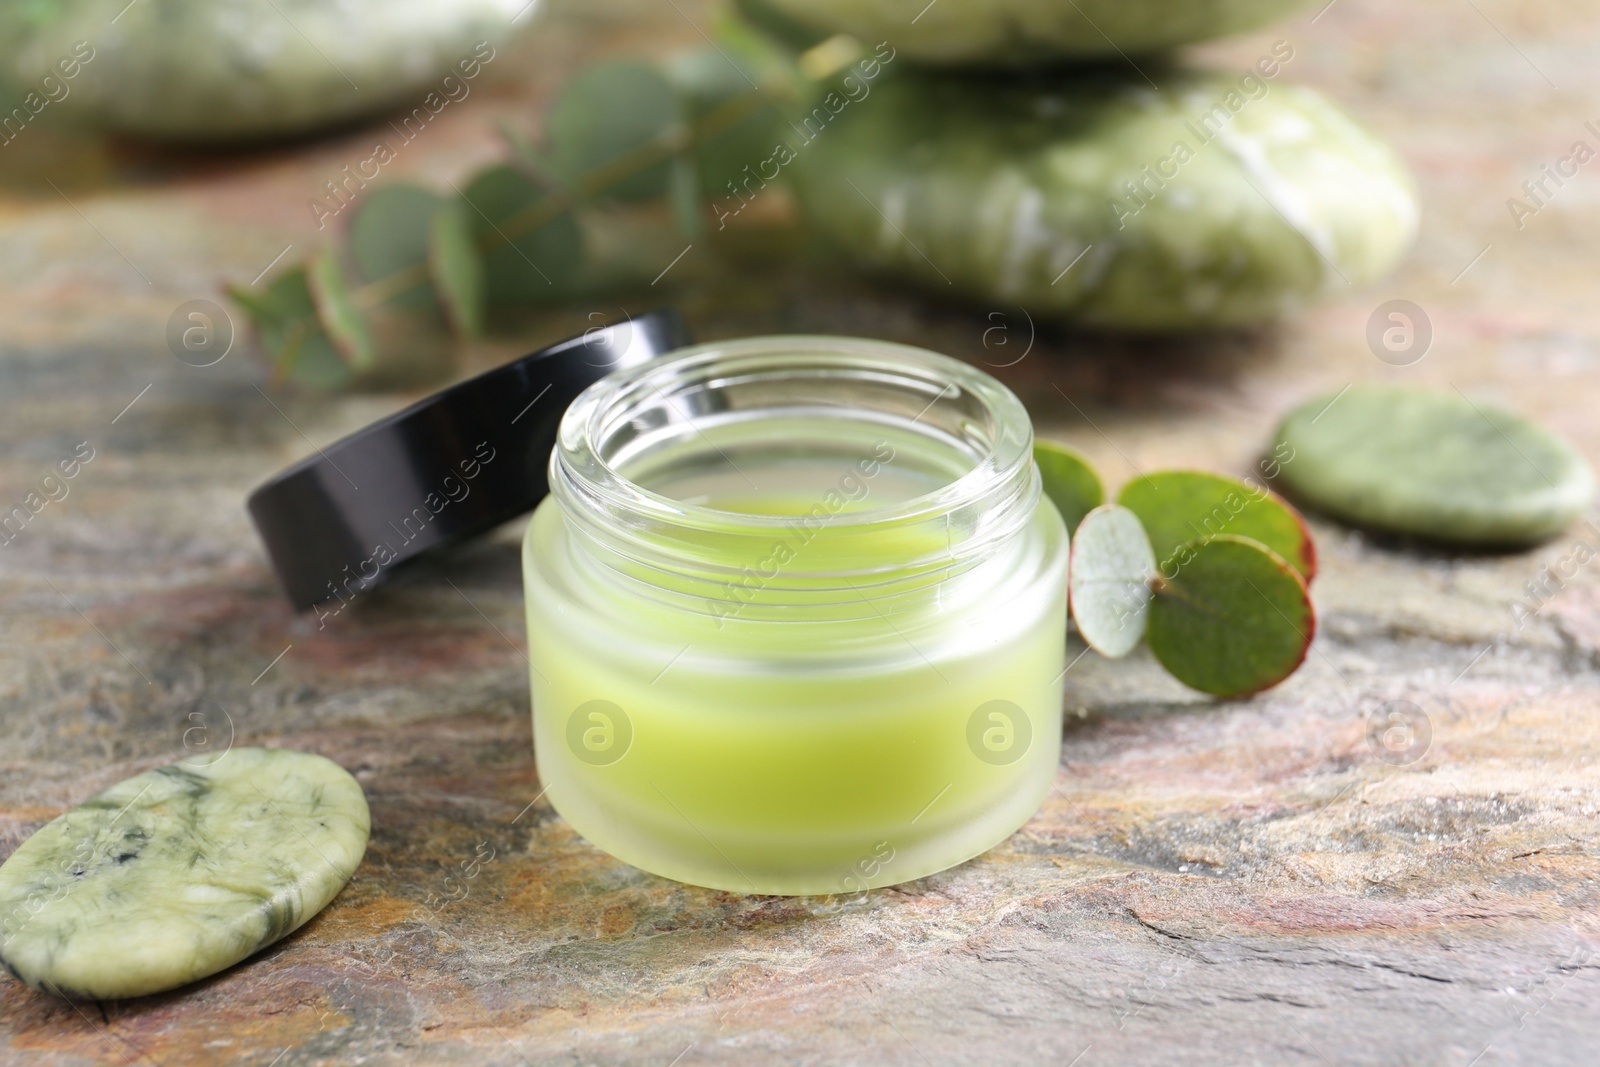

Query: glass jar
left=523, top=336, right=1067, bottom=896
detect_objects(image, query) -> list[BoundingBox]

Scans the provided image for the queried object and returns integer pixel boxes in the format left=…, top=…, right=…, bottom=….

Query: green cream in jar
left=523, top=337, right=1067, bottom=895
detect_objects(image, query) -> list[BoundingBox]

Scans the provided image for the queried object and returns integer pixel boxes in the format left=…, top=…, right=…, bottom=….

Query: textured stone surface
left=758, top=0, right=1314, bottom=65
left=0, top=0, right=525, bottom=140
left=790, top=67, right=1417, bottom=329
left=0, top=749, right=369, bottom=1000
left=2, top=0, right=1600, bottom=1064
left=1275, top=384, right=1595, bottom=544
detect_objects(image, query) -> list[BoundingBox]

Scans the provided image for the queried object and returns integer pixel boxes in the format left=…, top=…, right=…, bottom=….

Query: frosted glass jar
left=523, top=337, right=1067, bottom=895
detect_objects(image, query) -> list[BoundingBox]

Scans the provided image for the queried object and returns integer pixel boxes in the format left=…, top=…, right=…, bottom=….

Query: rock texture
left=1275, top=384, right=1594, bottom=544
left=2, top=0, right=1600, bottom=1063
left=0, top=749, right=369, bottom=1000
left=789, top=69, right=1418, bottom=329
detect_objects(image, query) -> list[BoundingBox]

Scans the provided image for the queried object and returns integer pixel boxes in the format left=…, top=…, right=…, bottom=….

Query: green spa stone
left=758, top=0, right=1313, bottom=65
left=0, top=0, right=523, bottom=141
left=788, top=69, right=1417, bottom=331
left=1274, top=385, right=1596, bottom=546
left=0, top=748, right=369, bottom=1000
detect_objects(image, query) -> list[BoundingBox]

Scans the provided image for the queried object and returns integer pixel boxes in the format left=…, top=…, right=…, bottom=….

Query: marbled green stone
left=759, top=0, right=1312, bottom=65
left=0, top=748, right=369, bottom=1000
left=0, top=0, right=522, bottom=141
left=789, top=69, right=1417, bottom=331
left=1274, top=385, right=1595, bottom=546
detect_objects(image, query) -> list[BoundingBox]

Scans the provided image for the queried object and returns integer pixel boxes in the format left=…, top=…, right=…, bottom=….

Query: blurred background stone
left=0, top=0, right=530, bottom=141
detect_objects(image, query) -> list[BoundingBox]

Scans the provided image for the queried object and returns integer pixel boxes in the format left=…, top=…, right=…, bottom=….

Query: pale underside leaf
left=1069, top=503, right=1156, bottom=658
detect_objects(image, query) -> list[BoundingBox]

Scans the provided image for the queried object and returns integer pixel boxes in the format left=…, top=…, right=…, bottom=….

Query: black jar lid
left=247, top=310, right=692, bottom=610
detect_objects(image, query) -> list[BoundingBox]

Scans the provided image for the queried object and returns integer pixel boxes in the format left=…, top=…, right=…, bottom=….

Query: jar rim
left=553, top=334, right=1034, bottom=537
left=546, top=335, right=1041, bottom=614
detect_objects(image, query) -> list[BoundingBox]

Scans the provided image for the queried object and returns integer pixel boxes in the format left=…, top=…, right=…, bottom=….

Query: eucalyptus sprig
left=1036, top=442, right=1318, bottom=699
left=230, top=12, right=824, bottom=391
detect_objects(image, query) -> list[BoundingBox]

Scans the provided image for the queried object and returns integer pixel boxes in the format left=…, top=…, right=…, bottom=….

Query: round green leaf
left=1035, top=440, right=1104, bottom=533
left=668, top=153, right=705, bottom=238
left=228, top=270, right=310, bottom=365
left=545, top=60, right=681, bottom=202
left=307, top=247, right=374, bottom=372
left=1120, top=470, right=1316, bottom=582
left=428, top=203, right=485, bottom=338
left=229, top=267, right=351, bottom=391
left=347, top=184, right=444, bottom=311
left=1273, top=384, right=1595, bottom=547
left=667, top=48, right=788, bottom=200
left=459, top=165, right=584, bottom=307
left=1146, top=534, right=1314, bottom=699
left=1068, top=504, right=1155, bottom=659
left=284, top=330, right=354, bottom=392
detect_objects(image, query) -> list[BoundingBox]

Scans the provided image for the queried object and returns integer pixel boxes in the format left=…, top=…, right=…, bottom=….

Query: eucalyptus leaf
left=1034, top=441, right=1104, bottom=533
left=348, top=184, right=444, bottom=311
left=669, top=154, right=705, bottom=238
left=545, top=60, right=682, bottom=202
left=307, top=248, right=375, bottom=372
left=1120, top=471, right=1316, bottom=581
left=667, top=47, right=789, bottom=200
left=428, top=204, right=486, bottom=338
left=1068, top=504, right=1155, bottom=659
left=459, top=165, right=585, bottom=307
left=227, top=273, right=307, bottom=364
left=228, top=268, right=351, bottom=391
left=286, top=333, right=352, bottom=392
left=1146, top=534, right=1314, bottom=699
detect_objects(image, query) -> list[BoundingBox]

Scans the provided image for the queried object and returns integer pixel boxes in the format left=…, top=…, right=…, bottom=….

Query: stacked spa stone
left=769, top=0, right=1417, bottom=330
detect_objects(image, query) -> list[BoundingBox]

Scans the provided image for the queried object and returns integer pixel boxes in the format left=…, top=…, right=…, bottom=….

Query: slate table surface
left=3, top=0, right=1600, bottom=1063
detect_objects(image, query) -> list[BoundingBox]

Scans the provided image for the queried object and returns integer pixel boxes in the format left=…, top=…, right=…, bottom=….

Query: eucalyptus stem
left=352, top=84, right=790, bottom=313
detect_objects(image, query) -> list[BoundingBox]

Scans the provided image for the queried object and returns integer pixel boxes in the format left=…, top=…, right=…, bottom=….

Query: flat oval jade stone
left=0, top=748, right=368, bottom=1000
left=789, top=69, right=1416, bottom=331
left=758, top=0, right=1312, bottom=65
left=1274, top=385, right=1595, bottom=546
